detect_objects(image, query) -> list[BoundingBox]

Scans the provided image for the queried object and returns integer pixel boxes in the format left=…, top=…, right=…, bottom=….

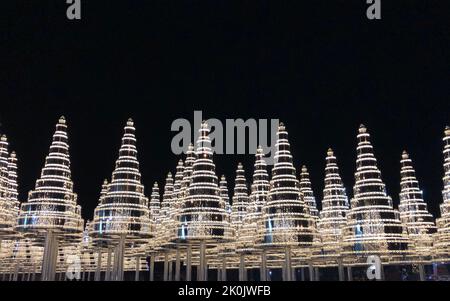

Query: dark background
left=1, top=1, right=449, bottom=220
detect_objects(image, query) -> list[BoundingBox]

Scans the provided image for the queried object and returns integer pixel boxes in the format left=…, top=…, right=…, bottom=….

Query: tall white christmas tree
left=237, top=148, right=270, bottom=254
left=258, top=123, right=316, bottom=280
left=313, top=148, right=349, bottom=267
left=90, top=119, right=151, bottom=280
left=177, top=121, right=232, bottom=281
left=342, top=125, right=411, bottom=265
left=398, top=151, right=436, bottom=262
left=16, top=117, right=84, bottom=280
left=435, top=126, right=450, bottom=262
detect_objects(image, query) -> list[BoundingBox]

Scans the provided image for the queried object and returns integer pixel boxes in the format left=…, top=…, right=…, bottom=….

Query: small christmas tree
left=299, top=165, right=320, bottom=221
left=0, top=136, right=19, bottom=236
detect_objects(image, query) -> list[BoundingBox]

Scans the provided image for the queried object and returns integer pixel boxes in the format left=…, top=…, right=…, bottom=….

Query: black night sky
left=1, top=1, right=449, bottom=221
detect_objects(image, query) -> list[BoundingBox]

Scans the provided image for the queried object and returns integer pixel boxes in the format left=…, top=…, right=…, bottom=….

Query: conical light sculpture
left=299, top=166, right=320, bottom=222
left=16, top=117, right=84, bottom=280
left=435, top=126, right=450, bottom=262
left=342, top=125, right=412, bottom=266
left=313, top=149, right=349, bottom=270
left=398, top=151, right=436, bottom=263
left=91, top=119, right=152, bottom=280
left=177, top=121, right=233, bottom=281
left=258, top=123, right=316, bottom=281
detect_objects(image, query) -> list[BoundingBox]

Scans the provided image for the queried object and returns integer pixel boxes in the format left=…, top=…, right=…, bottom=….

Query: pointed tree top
left=58, top=116, right=66, bottom=124
left=327, top=148, right=334, bottom=156
left=9, top=151, right=16, bottom=158
left=301, top=165, right=308, bottom=173
left=445, top=125, right=450, bottom=137
left=201, top=120, right=208, bottom=128
left=103, top=179, right=108, bottom=185
left=188, top=143, right=194, bottom=149
left=402, top=150, right=409, bottom=159
left=178, top=159, right=184, bottom=166
left=359, top=124, right=367, bottom=133
left=127, top=118, right=134, bottom=127
left=221, top=175, right=226, bottom=181
left=153, top=181, right=158, bottom=187
left=167, top=172, right=173, bottom=178
left=237, top=162, right=243, bottom=169
left=278, top=122, right=285, bottom=130
left=1, top=135, right=7, bottom=142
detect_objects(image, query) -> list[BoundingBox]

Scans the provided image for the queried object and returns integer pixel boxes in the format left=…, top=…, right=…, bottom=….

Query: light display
left=299, top=165, right=320, bottom=221
left=342, top=125, right=412, bottom=266
left=398, top=151, right=436, bottom=264
left=1, top=118, right=448, bottom=281
left=90, top=118, right=152, bottom=280
left=435, top=126, right=450, bottom=262
left=0, top=137, right=20, bottom=237
left=313, top=148, right=349, bottom=268
left=15, top=117, right=83, bottom=280
left=177, top=121, right=233, bottom=281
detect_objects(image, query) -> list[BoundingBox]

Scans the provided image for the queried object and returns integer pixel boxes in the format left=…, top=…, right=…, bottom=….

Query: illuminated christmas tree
left=16, top=117, right=84, bottom=280
left=91, top=119, right=151, bottom=280
left=435, top=126, right=450, bottom=262
left=177, top=122, right=232, bottom=242
left=342, top=125, right=411, bottom=265
left=313, top=148, right=349, bottom=267
left=259, top=123, right=315, bottom=248
left=0, top=135, right=19, bottom=237
left=160, top=172, right=174, bottom=249
left=220, top=175, right=232, bottom=217
left=177, top=121, right=232, bottom=281
left=231, top=163, right=250, bottom=229
left=237, top=147, right=270, bottom=254
left=398, top=151, right=436, bottom=262
left=149, top=182, right=161, bottom=230
left=299, top=165, right=320, bottom=221
left=258, top=123, right=315, bottom=281
left=7, top=152, right=20, bottom=225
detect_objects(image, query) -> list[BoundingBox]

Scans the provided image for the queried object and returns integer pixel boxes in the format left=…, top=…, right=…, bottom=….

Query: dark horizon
left=1, top=1, right=449, bottom=220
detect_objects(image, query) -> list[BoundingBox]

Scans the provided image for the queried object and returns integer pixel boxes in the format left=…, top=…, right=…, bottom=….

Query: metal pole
left=186, top=244, right=192, bottom=281
left=260, top=250, right=267, bottom=281
left=308, top=263, right=314, bottom=281
left=419, top=264, right=425, bottom=281
left=347, top=266, right=353, bottom=281
left=175, top=248, right=181, bottom=281
left=105, top=248, right=112, bottom=281
left=135, top=256, right=140, bottom=281
left=221, top=255, right=227, bottom=281
left=95, top=249, right=102, bottom=281
left=199, top=241, right=206, bottom=281
left=314, top=267, right=320, bottom=281
left=116, top=234, right=125, bottom=281
left=163, top=252, right=169, bottom=281
left=284, top=247, right=292, bottom=281
left=149, top=255, right=155, bottom=281
left=338, top=259, right=345, bottom=281
left=168, top=259, right=173, bottom=281
left=239, top=254, right=246, bottom=281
